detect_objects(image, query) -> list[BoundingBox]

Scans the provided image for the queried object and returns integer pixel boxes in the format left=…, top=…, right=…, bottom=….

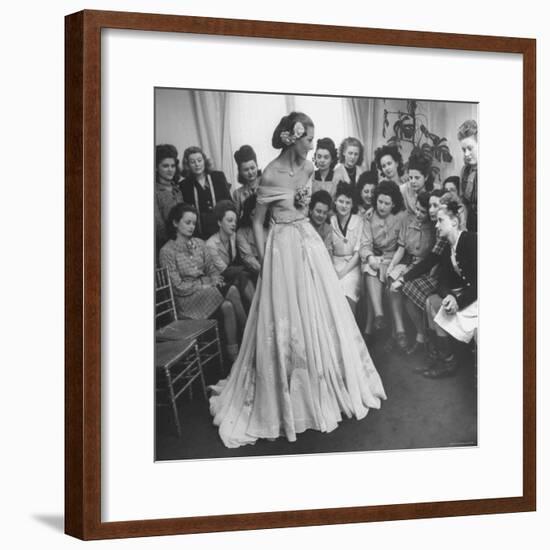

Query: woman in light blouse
left=332, top=137, right=365, bottom=202
left=331, top=183, right=363, bottom=313
left=386, top=191, right=436, bottom=352
left=400, top=151, right=434, bottom=216
left=360, top=180, right=406, bottom=332
left=374, top=144, right=404, bottom=185
left=159, top=203, right=243, bottom=361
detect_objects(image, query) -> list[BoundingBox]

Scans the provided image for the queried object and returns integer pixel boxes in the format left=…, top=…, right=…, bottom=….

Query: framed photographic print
left=65, top=9, right=536, bottom=540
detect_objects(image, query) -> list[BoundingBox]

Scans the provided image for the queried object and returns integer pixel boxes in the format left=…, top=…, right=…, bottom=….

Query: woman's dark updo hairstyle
left=315, top=137, right=338, bottom=169
left=156, top=144, right=179, bottom=167
left=338, top=137, right=364, bottom=166
left=234, top=145, right=260, bottom=185
left=166, top=203, right=198, bottom=240
left=374, top=144, right=404, bottom=177
left=439, top=192, right=464, bottom=218
left=182, top=146, right=213, bottom=178
left=372, top=179, right=405, bottom=215
left=357, top=170, right=378, bottom=190
left=416, top=190, right=431, bottom=211
left=271, top=111, right=314, bottom=150
left=309, top=190, right=332, bottom=213
left=443, top=175, right=461, bottom=192
left=407, top=151, right=434, bottom=191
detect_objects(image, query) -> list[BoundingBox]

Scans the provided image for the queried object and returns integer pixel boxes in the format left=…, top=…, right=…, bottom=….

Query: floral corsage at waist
left=294, top=183, right=312, bottom=210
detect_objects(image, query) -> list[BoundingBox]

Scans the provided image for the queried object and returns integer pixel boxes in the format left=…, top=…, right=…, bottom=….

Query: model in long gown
left=209, top=184, right=386, bottom=448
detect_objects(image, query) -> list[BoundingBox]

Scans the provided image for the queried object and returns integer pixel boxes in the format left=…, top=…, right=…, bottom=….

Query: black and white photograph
left=154, top=88, right=478, bottom=461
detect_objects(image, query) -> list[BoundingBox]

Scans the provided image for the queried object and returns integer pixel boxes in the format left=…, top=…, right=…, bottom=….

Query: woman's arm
left=336, top=252, right=360, bottom=279
left=388, top=245, right=405, bottom=273
left=252, top=202, right=269, bottom=262
left=206, top=238, right=228, bottom=273
left=236, top=230, right=261, bottom=273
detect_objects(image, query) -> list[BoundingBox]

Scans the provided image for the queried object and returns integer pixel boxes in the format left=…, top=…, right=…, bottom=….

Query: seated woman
left=330, top=183, right=363, bottom=313
left=356, top=171, right=378, bottom=221
left=400, top=151, right=434, bottom=216
left=390, top=189, right=446, bottom=358
left=231, top=145, right=261, bottom=218
left=206, top=200, right=256, bottom=312
left=159, top=204, right=243, bottom=361
left=308, top=189, right=333, bottom=253
left=155, top=144, right=183, bottom=254
left=374, top=144, right=405, bottom=185
left=386, top=191, right=436, bottom=352
left=312, top=137, right=338, bottom=197
left=332, top=137, right=365, bottom=202
left=423, top=195, right=477, bottom=378
left=236, top=194, right=270, bottom=277
left=180, top=145, right=231, bottom=239
left=360, top=180, right=406, bottom=333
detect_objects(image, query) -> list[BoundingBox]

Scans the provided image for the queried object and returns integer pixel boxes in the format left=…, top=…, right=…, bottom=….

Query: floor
left=155, top=337, right=477, bottom=461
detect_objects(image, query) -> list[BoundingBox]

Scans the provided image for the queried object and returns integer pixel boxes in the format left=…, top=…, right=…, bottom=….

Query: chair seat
left=155, top=337, right=196, bottom=368
left=156, top=319, right=217, bottom=342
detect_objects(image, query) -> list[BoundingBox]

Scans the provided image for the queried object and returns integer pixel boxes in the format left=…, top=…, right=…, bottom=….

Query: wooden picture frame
left=65, top=9, right=536, bottom=540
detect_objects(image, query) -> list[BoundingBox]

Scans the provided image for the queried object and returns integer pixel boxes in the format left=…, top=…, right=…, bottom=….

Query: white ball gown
left=209, top=184, right=386, bottom=448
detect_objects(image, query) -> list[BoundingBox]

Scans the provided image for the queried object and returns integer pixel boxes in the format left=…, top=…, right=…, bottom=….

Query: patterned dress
left=401, top=236, right=448, bottom=310
left=159, top=238, right=224, bottom=319
left=209, top=184, right=386, bottom=448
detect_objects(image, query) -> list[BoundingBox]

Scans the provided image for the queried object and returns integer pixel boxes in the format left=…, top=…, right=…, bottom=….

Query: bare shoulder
left=305, top=159, right=315, bottom=177
left=259, top=161, right=280, bottom=188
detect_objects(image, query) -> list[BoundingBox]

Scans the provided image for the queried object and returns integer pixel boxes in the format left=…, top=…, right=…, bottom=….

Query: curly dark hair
left=372, top=179, right=405, bottom=215
left=315, top=137, right=338, bottom=169
left=165, top=203, right=198, bottom=240
left=309, top=189, right=332, bottom=212
left=182, top=146, right=213, bottom=178
left=374, top=145, right=404, bottom=177
left=213, top=200, right=237, bottom=223
left=338, top=137, right=364, bottom=166
left=156, top=144, right=178, bottom=167
left=271, top=111, right=314, bottom=150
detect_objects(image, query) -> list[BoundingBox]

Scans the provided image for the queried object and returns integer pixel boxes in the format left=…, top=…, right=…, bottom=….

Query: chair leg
left=195, top=342, right=208, bottom=399
left=214, top=325, right=224, bottom=375
left=164, top=366, right=182, bottom=437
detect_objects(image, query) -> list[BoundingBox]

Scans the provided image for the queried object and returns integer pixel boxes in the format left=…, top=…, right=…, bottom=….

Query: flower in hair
left=293, top=121, right=305, bottom=139
left=280, top=121, right=306, bottom=146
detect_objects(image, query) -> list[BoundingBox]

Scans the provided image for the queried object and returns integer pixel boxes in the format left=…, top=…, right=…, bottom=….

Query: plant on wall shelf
left=382, top=99, right=453, bottom=181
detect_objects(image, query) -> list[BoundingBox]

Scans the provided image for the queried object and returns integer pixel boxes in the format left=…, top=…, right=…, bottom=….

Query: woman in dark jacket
left=180, top=145, right=231, bottom=239
left=423, top=196, right=477, bottom=378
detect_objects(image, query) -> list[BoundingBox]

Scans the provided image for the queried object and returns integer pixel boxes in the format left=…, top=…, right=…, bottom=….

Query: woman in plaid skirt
left=390, top=190, right=446, bottom=355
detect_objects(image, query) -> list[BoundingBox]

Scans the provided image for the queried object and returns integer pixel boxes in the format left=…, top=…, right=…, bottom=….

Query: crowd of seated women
left=155, top=118, right=478, bottom=378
